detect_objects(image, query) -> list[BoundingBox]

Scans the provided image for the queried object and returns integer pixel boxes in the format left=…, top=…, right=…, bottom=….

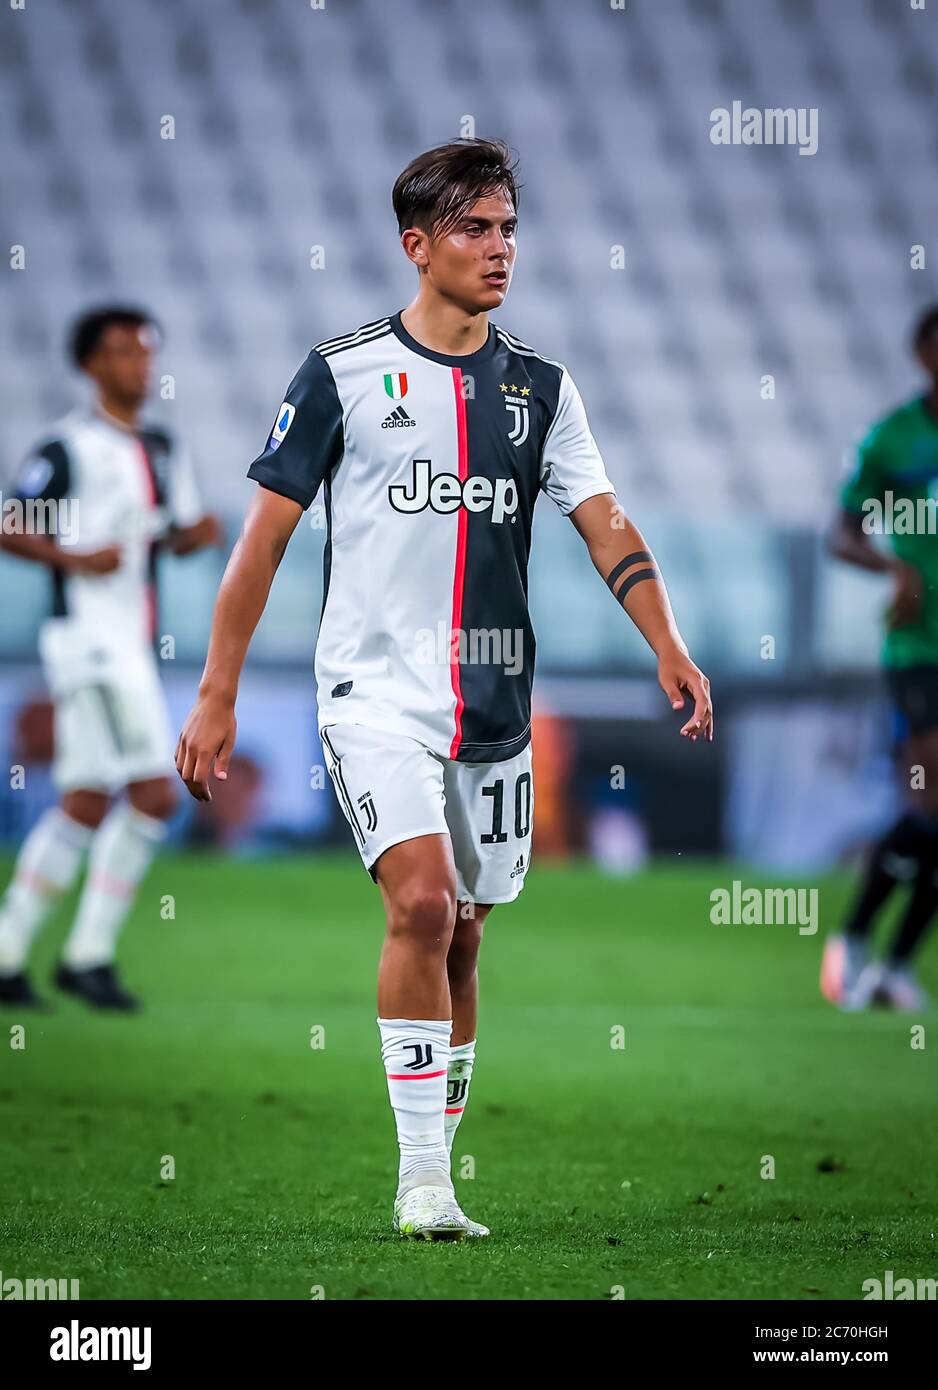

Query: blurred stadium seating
left=1, top=0, right=936, bottom=860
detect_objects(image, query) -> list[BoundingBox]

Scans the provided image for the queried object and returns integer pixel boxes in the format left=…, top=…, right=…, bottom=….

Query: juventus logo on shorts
left=357, top=791, right=377, bottom=832
left=404, top=1043, right=434, bottom=1070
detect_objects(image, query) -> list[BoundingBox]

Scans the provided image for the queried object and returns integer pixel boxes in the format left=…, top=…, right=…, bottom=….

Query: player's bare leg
left=448, top=901, right=490, bottom=1047
left=127, top=777, right=177, bottom=822
left=376, top=833, right=458, bottom=1019
left=374, top=835, right=480, bottom=1239
left=61, top=788, right=111, bottom=829
left=55, top=776, right=174, bottom=1011
left=0, top=789, right=107, bottom=1007
left=445, top=901, right=492, bottom=1237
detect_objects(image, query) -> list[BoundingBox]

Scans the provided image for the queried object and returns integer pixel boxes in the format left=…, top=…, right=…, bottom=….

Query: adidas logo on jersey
left=510, top=855, right=526, bottom=879
left=382, top=406, right=416, bottom=429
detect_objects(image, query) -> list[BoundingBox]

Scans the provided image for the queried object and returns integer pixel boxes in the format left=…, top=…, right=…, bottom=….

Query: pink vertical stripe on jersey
left=449, top=368, right=469, bottom=758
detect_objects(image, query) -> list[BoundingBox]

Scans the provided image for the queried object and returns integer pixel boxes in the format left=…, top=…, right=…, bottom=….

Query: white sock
left=63, top=805, right=167, bottom=969
left=378, top=1017, right=452, bottom=1195
left=444, top=1039, right=476, bottom=1156
left=0, top=809, right=93, bottom=975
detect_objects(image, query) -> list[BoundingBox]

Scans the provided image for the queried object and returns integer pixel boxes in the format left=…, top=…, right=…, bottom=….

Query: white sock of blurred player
left=62, top=804, right=167, bottom=969
left=378, top=1017, right=453, bottom=1193
left=444, top=1038, right=476, bottom=1156
left=0, top=808, right=93, bottom=975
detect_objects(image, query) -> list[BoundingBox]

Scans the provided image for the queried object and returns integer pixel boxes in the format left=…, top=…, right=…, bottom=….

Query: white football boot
left=461, top=1210, right=491, bottom=1238
left=878, top=965, right=931, bottom=1012
left=842, top=960, right=931, bottom=1011
left=842, top=960, right=888, bottom=1011
left=393, top=1183, right=470, bottom=1241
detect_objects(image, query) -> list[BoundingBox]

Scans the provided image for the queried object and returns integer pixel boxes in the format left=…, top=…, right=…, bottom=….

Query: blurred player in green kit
left=824, top=306, right=938, bottom=1010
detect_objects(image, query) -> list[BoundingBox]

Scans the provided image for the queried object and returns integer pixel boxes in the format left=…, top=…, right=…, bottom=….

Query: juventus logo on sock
left=403, top=1042, right=435, bottom=1070
left=447, top=1078, right=468, bottom=1106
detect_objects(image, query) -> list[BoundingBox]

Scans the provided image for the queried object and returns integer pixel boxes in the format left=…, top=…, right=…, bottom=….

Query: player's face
left=85, top=323, right=156, bottom=405
left=426, top=191, right=517, bottom=312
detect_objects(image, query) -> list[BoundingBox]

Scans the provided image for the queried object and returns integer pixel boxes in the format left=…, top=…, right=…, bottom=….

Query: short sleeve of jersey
left=840, top=428, right=888, bottom=514
left=539, top=368, right=615, bottom=515
left=13, top=439, right=71, bottom=504
left=247, top=349, right=344, bottom=509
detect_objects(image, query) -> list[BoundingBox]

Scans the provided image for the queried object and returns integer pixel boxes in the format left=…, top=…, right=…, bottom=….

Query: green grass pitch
left=1, top=853, right=935, bottom=1300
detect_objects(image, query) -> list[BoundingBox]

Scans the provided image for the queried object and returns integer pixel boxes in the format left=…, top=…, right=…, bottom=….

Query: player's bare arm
left=570, top=492, right=713, bottom=742
left=166, top=513, right=223, bottom=556
left=175, top=486, right=301, bottom=801
left=828, top=508, right=923, bottom=629
left=0, top=530, right=121, bottom=574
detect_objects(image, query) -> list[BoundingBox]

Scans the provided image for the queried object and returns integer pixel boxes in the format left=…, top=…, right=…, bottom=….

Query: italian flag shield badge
left=383, top=372, right=408, bottom=400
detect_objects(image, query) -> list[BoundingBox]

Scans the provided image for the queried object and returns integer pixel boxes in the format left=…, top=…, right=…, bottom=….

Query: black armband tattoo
left=614, top=567, right=659, bottom=604
left=605, top=551, right=653, bottom=597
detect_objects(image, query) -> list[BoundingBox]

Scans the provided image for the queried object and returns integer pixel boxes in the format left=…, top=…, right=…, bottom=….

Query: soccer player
left=0, top=307, right=219, bottom=1010
left=823, top=305, right=938, bottom=1011
left=175, top=140, right=713, bottom=1238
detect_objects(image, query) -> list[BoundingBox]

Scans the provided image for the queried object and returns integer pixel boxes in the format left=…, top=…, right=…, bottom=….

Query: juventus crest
left=499, top=383, right=530, bottom=447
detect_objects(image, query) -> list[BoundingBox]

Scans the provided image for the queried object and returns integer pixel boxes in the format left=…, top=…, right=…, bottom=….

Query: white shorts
left=51, top=666, right=176, bottom=793
left=320, top=722, right=533, bottom=904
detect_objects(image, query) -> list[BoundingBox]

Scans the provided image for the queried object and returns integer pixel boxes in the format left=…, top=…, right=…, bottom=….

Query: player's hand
left=175, top=693, right=237, bottom=802
left=658, top=647, right=713, bottom=742
left=886, top=562, right=923, bottom=630
left=67, top=545, right=122, bottom=575
left=168, top=514, right=223, bottom=555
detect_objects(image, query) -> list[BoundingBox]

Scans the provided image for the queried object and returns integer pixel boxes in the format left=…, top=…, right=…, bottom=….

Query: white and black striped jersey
left=12, top=407, right=202, bottom=689
left=248, top=312, right=614, bottom=762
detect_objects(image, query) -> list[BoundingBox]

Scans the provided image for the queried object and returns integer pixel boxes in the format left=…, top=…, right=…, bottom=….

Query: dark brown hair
left=913, top=304, right=938, bottom=351
left=392, top=138, right=520, bottom=239
left=69, top=305, right=159, bottom=367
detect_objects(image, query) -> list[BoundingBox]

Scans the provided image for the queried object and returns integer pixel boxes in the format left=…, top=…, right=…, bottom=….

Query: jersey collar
left=389, top=310, right=497, bottom=367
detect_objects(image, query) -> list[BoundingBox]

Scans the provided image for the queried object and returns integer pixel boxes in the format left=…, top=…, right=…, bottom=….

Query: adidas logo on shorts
left=381, top=406, right=416, bottom=429
left=509, top=854, right=526, bottom=879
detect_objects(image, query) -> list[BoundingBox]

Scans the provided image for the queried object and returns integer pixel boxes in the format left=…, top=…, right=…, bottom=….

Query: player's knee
left=447, top=913, right=484, bottom=985
left=389, top=879, right=457, bottom=949
left=128, top=779, right=177, bottom=822
left=60, top=790, right=109, bottom=830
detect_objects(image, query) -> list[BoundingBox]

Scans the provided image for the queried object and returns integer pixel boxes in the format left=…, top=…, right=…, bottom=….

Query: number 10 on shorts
left=481, top=771, right=532, bottom=844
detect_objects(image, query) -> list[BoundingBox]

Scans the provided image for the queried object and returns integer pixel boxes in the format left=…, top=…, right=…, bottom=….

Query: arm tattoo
left=605, top=550, right=653, bottom=597
left=613, top=567, right=659, bottom=605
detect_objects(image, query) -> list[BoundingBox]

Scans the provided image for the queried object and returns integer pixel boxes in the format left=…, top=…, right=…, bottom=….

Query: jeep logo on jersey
left=388, top=459, right=519, bottom=524
left=500, top=383, right=530, bottom=447
left=268, top=401, right=295, bottom=451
